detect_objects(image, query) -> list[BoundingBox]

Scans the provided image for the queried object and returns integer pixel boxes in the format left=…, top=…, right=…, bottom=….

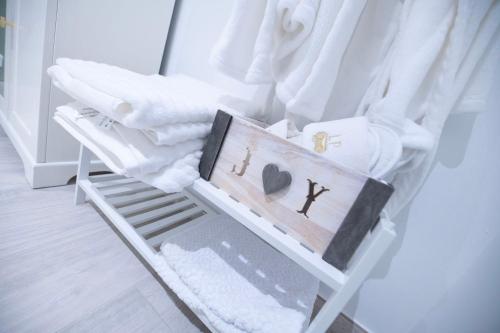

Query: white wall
left=162, top=0, right=273, bottom=110
left=163, top=1, right=500, bottom=332
left=343, top=85, right=500, bottom=333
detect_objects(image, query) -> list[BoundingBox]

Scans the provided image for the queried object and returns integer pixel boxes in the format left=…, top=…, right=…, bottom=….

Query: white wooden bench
left=62, top=111, right=396, bottom=333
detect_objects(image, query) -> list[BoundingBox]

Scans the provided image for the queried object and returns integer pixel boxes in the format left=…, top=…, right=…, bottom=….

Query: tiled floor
left=0, top=124, right=207, bottom=333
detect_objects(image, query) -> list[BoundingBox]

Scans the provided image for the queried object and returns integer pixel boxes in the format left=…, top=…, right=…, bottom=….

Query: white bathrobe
left=211, top=0, right=369, bottom=122
left=275, top=0, right=367, bottom=121
left=210, top=0, right=320, bottom=85
left=212, top=0, right=499, bottom=217
left=356, top=0, right=500, bottom=216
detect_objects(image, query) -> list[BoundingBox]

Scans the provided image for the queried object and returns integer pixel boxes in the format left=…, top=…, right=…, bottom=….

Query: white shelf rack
left=74, top=142, right=396, bottom=333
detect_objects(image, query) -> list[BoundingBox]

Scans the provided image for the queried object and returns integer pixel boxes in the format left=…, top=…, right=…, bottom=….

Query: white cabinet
left=0, top=0, right=175, bottom=187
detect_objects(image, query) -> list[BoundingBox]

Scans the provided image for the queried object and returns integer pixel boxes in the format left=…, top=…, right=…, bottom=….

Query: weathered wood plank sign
left=199, top=111, right=393, bottom=270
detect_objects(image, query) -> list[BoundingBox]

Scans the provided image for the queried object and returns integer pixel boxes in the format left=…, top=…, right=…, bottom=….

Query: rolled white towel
left=301, top=117, right=371, bottom=174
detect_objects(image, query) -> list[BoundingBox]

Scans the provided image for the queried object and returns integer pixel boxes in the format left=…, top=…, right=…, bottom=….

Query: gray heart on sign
left=262, top=164, right=292, bottom=195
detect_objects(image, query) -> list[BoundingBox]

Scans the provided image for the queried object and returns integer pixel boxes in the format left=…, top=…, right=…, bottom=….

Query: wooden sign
left=199, top=111, right=393, bottom=270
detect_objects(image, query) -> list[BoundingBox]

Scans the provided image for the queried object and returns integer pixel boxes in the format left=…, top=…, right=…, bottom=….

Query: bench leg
left=306, top=289, right=346, bottom=333
left=306, top=219, right=395, bottom=332
left=75, top=144, right=91, bottom=205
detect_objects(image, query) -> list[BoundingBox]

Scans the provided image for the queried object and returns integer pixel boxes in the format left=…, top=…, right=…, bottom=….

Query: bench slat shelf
left=75, top=167, right=220, bottom=332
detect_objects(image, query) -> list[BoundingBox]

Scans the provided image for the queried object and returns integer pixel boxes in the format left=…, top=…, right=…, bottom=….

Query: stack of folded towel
left=48, top=58, right=229, bottom=192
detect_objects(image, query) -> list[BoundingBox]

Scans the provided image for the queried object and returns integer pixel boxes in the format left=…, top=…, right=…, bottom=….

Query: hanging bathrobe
left=210, top=0, right=404, bottom=123
left=356, top=0, right=500, bottom=216
left=210, top=0, right=321, bottom=84
left=211, top=0, right=499, bottom=217
left=211, top=0, right=370, bottom=121
left=274, top=0, right=368, bottom=121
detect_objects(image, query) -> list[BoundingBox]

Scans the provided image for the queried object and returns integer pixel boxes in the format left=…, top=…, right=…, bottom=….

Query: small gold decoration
left=312, top=132, right=328, bottom=153
left=312, top=132, right=342, bottom=153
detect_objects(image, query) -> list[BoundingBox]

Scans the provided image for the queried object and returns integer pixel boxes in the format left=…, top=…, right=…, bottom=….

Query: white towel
left=288, top=116, right=413, bottom=179
left=154, top=215, right=318, bottom=333
left=301, top=117, right=371, bottom=174
left=48, top=59, right=225, bottom=129
left=54, top=103, right=204, bottom=192
left=210, top=0, right=320, bottom=84
left=138, top=151, right=202, bottom=193
left=142, top=122, right=212, bottom=146
left=162, top=246, right=304, bottom=333
left=356, top=0, right=500, bottom=215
